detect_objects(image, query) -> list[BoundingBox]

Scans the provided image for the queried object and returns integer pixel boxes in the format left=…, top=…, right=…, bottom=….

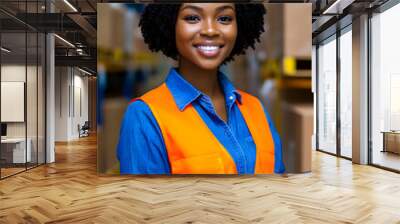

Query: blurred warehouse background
left=97, top=3, right=312, bottom=174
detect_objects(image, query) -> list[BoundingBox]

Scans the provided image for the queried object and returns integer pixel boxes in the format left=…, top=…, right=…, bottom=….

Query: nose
left=200, top=19, right=220, bottom=38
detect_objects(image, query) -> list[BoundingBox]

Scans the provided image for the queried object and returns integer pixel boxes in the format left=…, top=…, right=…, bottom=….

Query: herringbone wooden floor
left=1, top=135, right=400, bottom=224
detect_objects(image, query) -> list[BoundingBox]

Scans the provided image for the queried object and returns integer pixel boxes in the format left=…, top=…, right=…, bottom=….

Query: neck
left=178, top=60, right=221, bottom=98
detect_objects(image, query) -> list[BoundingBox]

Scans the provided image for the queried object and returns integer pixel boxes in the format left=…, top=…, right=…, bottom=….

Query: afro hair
left=139, top=3, right=266, bottom=63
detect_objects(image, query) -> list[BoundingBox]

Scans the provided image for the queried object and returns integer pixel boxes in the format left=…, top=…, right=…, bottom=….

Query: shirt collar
left=218, top=70, right=242, bottom=105
left=165, top=68, right=242, bottom=111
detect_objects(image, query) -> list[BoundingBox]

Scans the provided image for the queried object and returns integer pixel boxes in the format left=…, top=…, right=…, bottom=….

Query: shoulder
left=236, top=90, right=273, bottom=122
left=127, top=99, right=150, bottom=113
left=120, top=99, right=163, bottom=141
left=140, top=83, right=168, bottom=102
left=236, top=89, right=263, bottom=106
left=126, top=83, right=166, bottom=114
left=124, top=99, right=155, bottom=122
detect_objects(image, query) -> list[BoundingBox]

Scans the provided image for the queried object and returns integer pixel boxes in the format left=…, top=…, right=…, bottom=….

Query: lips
left=194, top=44, right=224, bottom=58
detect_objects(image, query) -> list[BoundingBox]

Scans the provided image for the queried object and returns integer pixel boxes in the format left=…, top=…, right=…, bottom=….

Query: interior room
left=0, top=25, right=46, bottom=178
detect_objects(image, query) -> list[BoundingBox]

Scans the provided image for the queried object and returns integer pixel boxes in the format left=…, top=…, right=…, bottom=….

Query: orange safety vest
left=136, top=83, right=275, bottom=174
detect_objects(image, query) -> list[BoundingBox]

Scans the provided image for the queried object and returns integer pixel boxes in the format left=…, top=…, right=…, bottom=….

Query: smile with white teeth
left=195, top=45, right=223, bottom=57
left=197, top=45, right=219, bottom=51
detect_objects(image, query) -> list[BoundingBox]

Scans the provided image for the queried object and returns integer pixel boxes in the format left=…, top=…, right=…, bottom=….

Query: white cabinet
left=1, top=138, right=32, bottom=163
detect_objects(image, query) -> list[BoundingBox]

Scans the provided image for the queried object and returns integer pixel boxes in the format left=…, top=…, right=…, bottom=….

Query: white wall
left=1, top=65, right=26, bottom=81
left=1, top=65, right=36, bottom=138
left=1, top=64, right=46, bottom=164
left=1, top=82, right=25, bottom=122
left=73, top=72, right=89, bottom=137
left=55, top=67, right=89, bottom=141
left=55, top=67, right=69, bottom=141
left=1, top=66, right=26, bottom=128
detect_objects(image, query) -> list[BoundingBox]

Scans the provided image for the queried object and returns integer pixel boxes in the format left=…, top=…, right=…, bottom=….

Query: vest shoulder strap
left=237, top=90, right=275, bottom=174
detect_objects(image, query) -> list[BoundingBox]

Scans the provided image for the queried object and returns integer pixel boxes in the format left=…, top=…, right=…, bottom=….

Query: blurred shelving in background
left=97, top=3, right=313, bottom=174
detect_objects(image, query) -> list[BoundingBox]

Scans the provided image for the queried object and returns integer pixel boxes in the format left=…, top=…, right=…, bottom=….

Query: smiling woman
left=175, top=3, right=237, bottom=72
left=116, top=3, right=285, bottom=175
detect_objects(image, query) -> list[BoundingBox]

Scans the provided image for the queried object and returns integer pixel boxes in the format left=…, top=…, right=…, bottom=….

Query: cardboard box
left=281, top=101, right=313, bottom=173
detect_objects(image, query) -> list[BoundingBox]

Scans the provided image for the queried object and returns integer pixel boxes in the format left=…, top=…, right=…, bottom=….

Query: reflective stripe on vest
left=136, top=83, right=275, bottom=174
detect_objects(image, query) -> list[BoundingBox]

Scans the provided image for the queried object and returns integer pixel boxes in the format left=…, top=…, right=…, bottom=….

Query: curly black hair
left=139, top=3, right=266, bottom=63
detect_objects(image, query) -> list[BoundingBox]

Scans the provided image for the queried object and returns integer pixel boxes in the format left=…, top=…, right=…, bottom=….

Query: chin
left=194, top=60, right=223, bottom=71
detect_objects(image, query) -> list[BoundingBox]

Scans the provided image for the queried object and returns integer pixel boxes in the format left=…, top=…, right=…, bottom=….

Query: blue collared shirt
left=117, top=68, right=285, bottom=174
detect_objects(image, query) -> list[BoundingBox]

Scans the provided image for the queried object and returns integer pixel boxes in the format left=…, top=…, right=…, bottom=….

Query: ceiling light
left=323, top=0, right=355, bottom=15
left=63, top=0, right=78, bottom=12
left=76, top=49, right=84, bottom=55
left=1, top=47, right=11, bottom=53
left=78, top=67, right=93, bottom=76
left=54, top=34, right=75, bottom=48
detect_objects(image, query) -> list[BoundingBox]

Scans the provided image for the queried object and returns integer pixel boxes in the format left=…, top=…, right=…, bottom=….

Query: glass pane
left=317, top=37, right=337, bottom=154
left=371, top=4, right=400, bottom=171
left=27, top=31, right=38, bottom=169
left=340, top=29, right=352, bottom=158
left=26, top=0, right=39, bottom=170
left=1, top=30, right=27, bottom=177
left=38, top=32, right=45, bottom=165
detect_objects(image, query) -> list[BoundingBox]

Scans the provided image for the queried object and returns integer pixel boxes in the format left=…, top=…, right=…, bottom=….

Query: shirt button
left=229, top=96, right=234, bottom=100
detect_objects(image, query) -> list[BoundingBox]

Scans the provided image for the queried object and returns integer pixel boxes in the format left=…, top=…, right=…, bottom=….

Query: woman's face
left=175, top=3, right=237, bottom=71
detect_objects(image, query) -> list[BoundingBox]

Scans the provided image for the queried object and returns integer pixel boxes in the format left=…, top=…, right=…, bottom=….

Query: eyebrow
left=180, top=5, right=235, bottom=13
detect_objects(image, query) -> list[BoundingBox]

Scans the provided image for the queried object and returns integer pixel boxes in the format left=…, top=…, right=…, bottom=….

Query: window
left=370, top=2, right=400, bottom=171
left=317, top=36, right=337, bottom=154
left=339, top=28, right=352, bottom=158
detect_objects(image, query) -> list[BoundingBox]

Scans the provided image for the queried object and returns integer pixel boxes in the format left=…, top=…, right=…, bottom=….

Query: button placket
left=199, top=94, right=248, bottom=174
left=201, top=95, right=227, bottom=124
left=224, top=124, right=247, bottom=174
left=225, top=98, right=247, bottom=174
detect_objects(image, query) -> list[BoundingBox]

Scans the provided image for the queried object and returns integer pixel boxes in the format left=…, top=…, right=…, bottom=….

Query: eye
left=218, top=16, right=233, bottom=24
left=183, top=15, right=200, bottom=23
